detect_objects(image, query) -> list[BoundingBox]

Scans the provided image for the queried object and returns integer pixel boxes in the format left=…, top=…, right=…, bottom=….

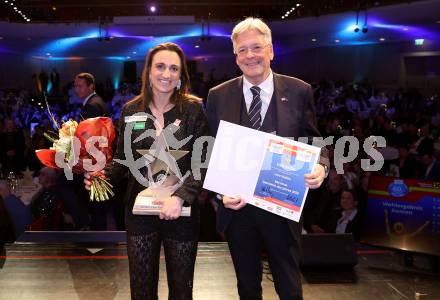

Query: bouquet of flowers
left=35, top=117, right=116, bottom=201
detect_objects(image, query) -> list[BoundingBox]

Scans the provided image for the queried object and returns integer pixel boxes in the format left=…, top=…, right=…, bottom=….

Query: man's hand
left=223, top=195, right=246, bottom=210
left=154, top=196, right=184, bottom=220
left=304, top=164, right=326, bottom=189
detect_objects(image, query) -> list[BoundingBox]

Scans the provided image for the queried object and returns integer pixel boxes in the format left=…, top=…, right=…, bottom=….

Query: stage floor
left=1, top=241, right=439, bottom=300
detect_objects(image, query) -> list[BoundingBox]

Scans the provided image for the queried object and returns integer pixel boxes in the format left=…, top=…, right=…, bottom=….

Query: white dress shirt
left=425, top=158, right=437, bottom=179
left=336, top=208, right=358, bottom=234
left=242, top=72, right=274, bottom=123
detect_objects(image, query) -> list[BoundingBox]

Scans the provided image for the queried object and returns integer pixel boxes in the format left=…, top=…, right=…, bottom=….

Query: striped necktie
left=249, top=86, right=262, bottom=130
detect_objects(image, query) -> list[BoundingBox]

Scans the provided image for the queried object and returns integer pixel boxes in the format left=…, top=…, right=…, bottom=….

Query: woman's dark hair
left=135, top=42, right=198, bottom=112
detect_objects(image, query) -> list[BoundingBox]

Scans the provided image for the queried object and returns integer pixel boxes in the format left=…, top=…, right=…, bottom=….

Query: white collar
left=83, top=92, right=96, bottom=106
left=342, top=208, right=358, bottom=222
left=243, top=71, right=274, bottom=96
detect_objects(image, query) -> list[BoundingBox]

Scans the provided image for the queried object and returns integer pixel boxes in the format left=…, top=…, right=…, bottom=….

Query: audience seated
left=0, top=192, right=17, bottom=247
left=330, top=189, right=361, bottom=240
left=0, top=181, right=32, bottom=239
left=304, top=168, right=346, bottom=234
left=28, top=167, right=71, bottom=230
left=419, top=147, right=440, bottom=180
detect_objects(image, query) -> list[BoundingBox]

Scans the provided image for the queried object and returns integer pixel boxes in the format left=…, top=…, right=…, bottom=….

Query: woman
left=334, top=189, right=361, bottom=240
left=86, top=42, right=208, bottom=299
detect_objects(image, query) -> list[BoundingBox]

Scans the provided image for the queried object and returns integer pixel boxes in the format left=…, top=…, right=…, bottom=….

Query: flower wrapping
left=35, top=117, right=116, bottom=201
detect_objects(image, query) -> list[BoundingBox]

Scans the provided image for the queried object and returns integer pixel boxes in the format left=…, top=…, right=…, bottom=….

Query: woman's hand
left=153, top=196, right=184, bottom=220
left=84, top=170, right=106, bottom=190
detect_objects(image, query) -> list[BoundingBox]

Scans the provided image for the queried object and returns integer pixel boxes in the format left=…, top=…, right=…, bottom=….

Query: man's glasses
left=236, top=44, right=269, bottom=56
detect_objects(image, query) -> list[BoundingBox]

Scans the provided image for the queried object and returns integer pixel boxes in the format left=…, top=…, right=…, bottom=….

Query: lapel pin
left=281, top=97, right=288, bottom=102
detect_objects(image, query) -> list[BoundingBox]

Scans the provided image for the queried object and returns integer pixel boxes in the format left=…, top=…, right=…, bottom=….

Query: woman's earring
left=176, top=79, right=181, bottom=90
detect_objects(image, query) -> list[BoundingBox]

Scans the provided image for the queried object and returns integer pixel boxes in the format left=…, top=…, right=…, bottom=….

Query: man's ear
left=269, top=45, right=274, bottom=61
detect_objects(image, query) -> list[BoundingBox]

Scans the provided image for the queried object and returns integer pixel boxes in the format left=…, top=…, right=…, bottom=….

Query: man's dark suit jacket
left=206, top=73, right=330, bottom=234
left=81, top=94, right=109, bottom=119
left=424, top=159, right=440, bottom=181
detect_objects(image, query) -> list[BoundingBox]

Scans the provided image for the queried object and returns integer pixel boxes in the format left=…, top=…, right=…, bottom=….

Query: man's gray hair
left=231, top=17, right=272, bottom=54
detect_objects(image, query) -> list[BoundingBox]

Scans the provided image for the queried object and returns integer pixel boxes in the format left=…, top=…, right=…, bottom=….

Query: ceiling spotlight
left=52, top=6, right=56, bottom=11
left=311, top=38, right=317, bottom=42
left=403, top=27, right=408, bottom=31
left=335, top=39, right=340, bottom=43
left=362, top=26, right=368, bottom=33
left=195, top=45, right=200, bottom=48
left=379, top=37, right=385, bottom=41
left=353, top=10, right=360, bottom=33
left=149, top=5, right=156, bottom=13
left=296, top=3, right=301, bottom=7
left=281, top=16, right=285, bottom=19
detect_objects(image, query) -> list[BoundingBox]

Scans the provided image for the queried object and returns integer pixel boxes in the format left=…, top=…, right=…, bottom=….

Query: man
left=0, top=167, right=72, bottom=236
left=74, top=72, right=109, bottom=230
left=304, top=168, right=344, bottom=234
left=74, top=72, right=109, bottom=119
left=0, top=182, right=31, bottom=239
left=420, top=147, right=440, bottom=180
left=206, top=18, right=329, bottom=300
left=50, top=68, right=60, bottom=95
left=0, top=118, right=25, bottom=172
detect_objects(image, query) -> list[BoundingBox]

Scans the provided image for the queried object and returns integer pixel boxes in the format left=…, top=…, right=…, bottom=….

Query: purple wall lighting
left=371, top=22, right=438, bottom=40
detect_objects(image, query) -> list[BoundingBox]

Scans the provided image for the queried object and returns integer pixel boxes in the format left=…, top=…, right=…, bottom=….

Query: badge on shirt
left=133, top=122, right=146, bottom=130
left=125, top=115, right=148, bottom=123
